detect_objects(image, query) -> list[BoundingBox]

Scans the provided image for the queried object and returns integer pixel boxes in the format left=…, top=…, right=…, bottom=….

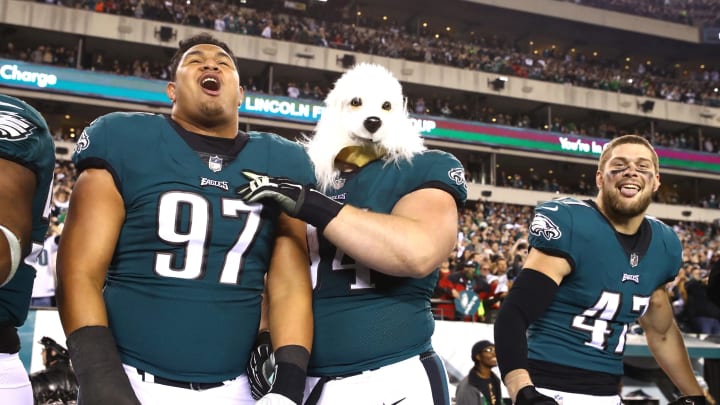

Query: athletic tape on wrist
left=0, top=224, right=22, bottom=287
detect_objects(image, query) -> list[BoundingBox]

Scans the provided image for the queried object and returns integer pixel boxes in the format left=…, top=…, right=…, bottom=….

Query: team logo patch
left=448, top=167, right=467, bottom=189
left=629, top=252, right=639, bottom=267
left=208, top=155, right=223, bottom=172
left=0, top=110, right=35, bottom=141
left=529, top=213, right=562, bottom=241
left=75, top=130, right=90, bottom=153
left=200, top=177, right=229, bottom=190
left=622, top=273, right=640, bottom=283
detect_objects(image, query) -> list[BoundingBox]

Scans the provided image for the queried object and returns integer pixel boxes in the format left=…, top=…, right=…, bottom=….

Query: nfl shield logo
left=208, top=155, right=223, bottom=172
left=630, top=253, right=639, bottom=268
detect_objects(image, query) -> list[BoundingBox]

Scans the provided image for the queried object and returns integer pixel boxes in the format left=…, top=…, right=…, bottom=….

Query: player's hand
left=247, top=331, right=275, bottom=400
left=238, top=170, right=343, bottom=230
left=515, top=386, right=559, bottom=404
left=669, top=396, right=706, bottom=405
left=255, top=393, right=297, bottom=405
left=237, top=171, right=304, bottom=216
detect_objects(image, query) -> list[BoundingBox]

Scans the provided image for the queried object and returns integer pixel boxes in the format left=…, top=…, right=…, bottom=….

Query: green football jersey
left=0, top=94, right=55, bottom=326
left=527, top=197, right=681, bottom=376
left=307, top=150, right=467, bottom=376
left=73, top=112, right=314, bottom=382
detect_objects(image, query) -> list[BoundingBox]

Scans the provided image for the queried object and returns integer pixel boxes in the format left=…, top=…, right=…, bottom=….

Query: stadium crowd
left=2, top=30, right=719, bottom=207
left=3, top=37, right=720, bottom=158
left=27, top=0, right=720, bottom=109
left=556, top=0, right=720, bottom=27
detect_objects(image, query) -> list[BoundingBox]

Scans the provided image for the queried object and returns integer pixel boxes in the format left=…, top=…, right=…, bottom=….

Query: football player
left=55, top=33, right=313, bottom=405
left=494, top=134, right=706, bottom=404
left=0, top=94, right=55, bottom=405
left=238, top=63, right=467, bottom=405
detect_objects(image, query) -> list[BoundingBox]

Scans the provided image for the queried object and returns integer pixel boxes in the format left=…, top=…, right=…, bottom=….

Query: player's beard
left=602, top=186, right=652, bottom=218
left=198, top=99, right=224, bottom=118
left=194, top=99, right=233, bottom=129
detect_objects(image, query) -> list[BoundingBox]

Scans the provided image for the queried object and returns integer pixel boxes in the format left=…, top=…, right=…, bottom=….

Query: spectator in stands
left=484, top=255, right=511, bottom=323
left=710, top=257, right=720, bottom=308
left=433, top=258, right=458, bottom=320
left=455, top=340, right=503, bottom=405
left=449, top=261, right=491, bottom=321
left=29, top=226, right=61, bottom=308
left=684, top=266, right=720, bottom=335
left=506, top=239, right=528, bottom=281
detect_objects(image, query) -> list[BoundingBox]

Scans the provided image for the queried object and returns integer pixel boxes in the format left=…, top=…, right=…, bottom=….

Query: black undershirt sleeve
left=493, top=268, right=559, bottom=380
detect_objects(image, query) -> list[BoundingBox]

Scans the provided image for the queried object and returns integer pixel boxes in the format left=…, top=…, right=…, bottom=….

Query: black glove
left=669, top=396, right=706, bottom=405
left=66, top=326, right=141, bottom=405
left=515, top=386, right=559, bottom=405
left=247, top=330, right=275, bottom=400
left=237, top=170, right=343, bottom=231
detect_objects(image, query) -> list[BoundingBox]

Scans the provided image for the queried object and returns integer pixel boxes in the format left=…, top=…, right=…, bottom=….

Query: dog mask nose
left=364, top=117, right=382, bottom=134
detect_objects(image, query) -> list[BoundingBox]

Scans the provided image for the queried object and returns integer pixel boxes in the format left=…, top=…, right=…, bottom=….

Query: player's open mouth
left=200, top=74, right=221, bottom=95
left=618, top=184, right=640, bottom=197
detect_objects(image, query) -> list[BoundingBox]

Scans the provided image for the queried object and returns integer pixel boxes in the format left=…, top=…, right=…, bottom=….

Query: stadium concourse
left=2, top=0, right=720, bottom=403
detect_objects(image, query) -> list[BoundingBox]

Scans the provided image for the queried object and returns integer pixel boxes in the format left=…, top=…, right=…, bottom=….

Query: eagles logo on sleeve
left=0, top=108, right=36, bottom=142
left=529, top=213, right=562, bottom=241
left=448, top=167, right=467, bottom=190
left=75, top=130, right=90, bottom=153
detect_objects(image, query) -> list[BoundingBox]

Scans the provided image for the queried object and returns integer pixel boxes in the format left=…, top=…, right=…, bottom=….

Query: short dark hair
left=168, top=33, right=238, bottom=81
left=471, top=340, right=494, bottom=360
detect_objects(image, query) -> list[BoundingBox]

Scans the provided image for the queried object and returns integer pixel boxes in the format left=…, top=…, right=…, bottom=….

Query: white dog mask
left=305, top=63, right=426, bottom=192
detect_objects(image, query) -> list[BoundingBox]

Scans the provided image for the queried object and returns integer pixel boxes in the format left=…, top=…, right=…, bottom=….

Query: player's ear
left=653, top=174, right=661, bottom=192
left=238, top=85, right=245, bottom=107
left=166, top=82, right=176, bottom=103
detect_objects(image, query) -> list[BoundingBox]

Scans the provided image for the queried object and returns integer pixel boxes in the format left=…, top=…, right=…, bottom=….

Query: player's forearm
left=323, top=205, right=456, bottom=278
left=646, top=326, right=703, bottom=395
left=267, top=216, right=313, bottom=350
left=268, top=291, right=313, bottom=351
left=56, top=273, right=109, bottom=334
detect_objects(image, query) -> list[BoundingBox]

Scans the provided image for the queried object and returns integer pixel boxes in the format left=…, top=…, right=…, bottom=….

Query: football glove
left=247, top=331, right=276, bottom=400
left=515, top=386, right=559, bottom=405
left=237, top=170, right=343, bottom=231
left=669, top=396, right=706, bottom=405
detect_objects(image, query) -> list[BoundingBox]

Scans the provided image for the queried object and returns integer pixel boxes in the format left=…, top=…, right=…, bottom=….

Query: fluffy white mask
left=304, top=63, right=426, bottom=192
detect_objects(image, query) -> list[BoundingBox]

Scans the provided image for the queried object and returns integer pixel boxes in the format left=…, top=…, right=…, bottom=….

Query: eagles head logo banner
left=0, top=110, right=36, bottom=141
